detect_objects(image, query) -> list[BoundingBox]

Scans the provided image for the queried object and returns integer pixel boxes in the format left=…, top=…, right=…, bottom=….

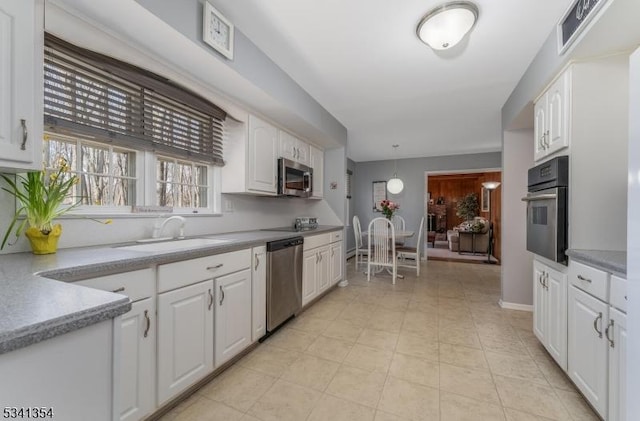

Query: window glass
left=156, top=157, right=208, bottom=209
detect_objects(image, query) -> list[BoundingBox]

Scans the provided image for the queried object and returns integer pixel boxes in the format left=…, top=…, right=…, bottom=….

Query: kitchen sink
left=116, top=238, right=231, bottom=253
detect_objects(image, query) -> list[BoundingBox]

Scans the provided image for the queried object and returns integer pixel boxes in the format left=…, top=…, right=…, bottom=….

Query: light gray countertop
left=566, top=249, right=627, bottom=277
left=0, top=226, right=342, bottom=355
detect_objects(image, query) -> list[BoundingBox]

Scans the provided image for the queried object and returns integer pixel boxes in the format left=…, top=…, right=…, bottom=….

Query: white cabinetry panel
left=247, top=115, right=278, bottom=194
left=608, top=307, right=627, bottom=421
left=252, top=246, right=267, bottom=342
left=215, top=268, right=252, bottom=367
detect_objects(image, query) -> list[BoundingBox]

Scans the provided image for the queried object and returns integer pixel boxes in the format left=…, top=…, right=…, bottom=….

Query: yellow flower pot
left=25, top=224, right=62, bottom=255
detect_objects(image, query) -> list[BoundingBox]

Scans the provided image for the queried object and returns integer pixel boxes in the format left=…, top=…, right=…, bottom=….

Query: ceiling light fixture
left=416, top=1, right=479, bottom=51
left=387, top=145, right=404, bottom=194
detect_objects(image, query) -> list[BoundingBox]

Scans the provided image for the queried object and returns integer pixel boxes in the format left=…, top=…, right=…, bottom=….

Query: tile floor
left=160, top=259, right=599, bottom=421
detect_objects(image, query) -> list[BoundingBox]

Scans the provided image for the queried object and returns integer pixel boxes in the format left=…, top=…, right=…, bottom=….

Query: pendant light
left=387, top=145, right=404, bottom=194
left=416, top=1, right=479, bottom=51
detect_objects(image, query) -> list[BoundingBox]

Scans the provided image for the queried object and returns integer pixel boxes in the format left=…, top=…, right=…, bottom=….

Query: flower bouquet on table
left=380, top=199, right=399, bottom=220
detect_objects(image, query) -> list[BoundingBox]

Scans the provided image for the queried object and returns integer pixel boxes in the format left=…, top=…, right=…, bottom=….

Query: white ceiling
left=215, top=0, right=574, bottom=162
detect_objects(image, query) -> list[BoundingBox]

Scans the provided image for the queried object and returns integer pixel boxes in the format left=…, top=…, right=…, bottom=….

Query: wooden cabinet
left=568, top=285, right=609, bottom=418
left=214, top=268, right=252, bottom=367
left=534, top=70, right=570, bottom=162
left=608, top=307, right=627, bottom=421
left=247, top=115, right=278, bottom=194
left=330, top=241, right=343, bottom=286
left=252, top=246, right=267, bottom=342
left=279, top=129, right=309, bottom=165
left=309, top=145, right=324, bottom=198
left=0, top=0, right=43, bottom=171
left=157, top=280, right=214, bottom=405
left=532, top=259, right=567, bottom=370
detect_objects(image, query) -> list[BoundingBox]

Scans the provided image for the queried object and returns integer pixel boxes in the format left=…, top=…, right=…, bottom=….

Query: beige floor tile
left=378, top=376, right=439, bottom=421
left=239, top=344, right=300, bottom=377
left=172, top=396, right=244, bottom=421
left=306, top=335, right=353, bottom=362
left=161, top=393, right=201, bottom=420
left=533, top=354, right=576, bottom=391
left=439, top=363, right=501, bottom=405
left=367, top=308, right=406, bottom=333
left=302, top=301, right=348, bottom=321
left=200, top=366, right=276, bottom=412
left=440, top=391, right=506, bottom=421
left=401, top=316, right=439, bottom=338
left=325, top=364, right=387, bottom=408
left=307, top=394, right=376, bottom=421
left=378, top=294, right=411, bottom=311
left=439, top=343, right=489, bottom=371
left=555, top=389, right=600, bottom=420
left=494, top=375, right=571, bottom=420
left=239, top=415, right=262, bottom=421
left=479, top=334, right=528, bottom=356
left=485, top=351, right=549, bottom=385
left=287, top=315, right=331, bottom=334
left=388, top=353, right=439, bottom=388
left=280, top=354, right=340, bottom=391
left=323, top=320, right=364, bottom=343
left=503, top=408, right=556, bottom=421
left=374, top=411, right=410, bottom=421
left=407, top=299, right=438, bottom=314
left=343, top=343, right=394, bottom=373
left=357, top=328, right=399, bottom=351
left=439, top=317, right=477, bottom=332
left=265, top=327, right=316, bottom=352
left=395, top=332, right=439, bottom=362
left=439, top=326, right=482, bottom=349
left=340, top=302, right=377, bottom=327
left=247, top=379, right=322, bottom=421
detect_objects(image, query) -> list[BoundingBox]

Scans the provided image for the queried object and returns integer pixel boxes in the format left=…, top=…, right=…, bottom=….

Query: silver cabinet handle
left=143, top=310, right=151, bottom=338
left=593, top=312, right=603, bottom=338
left=219, top=285, right=225, bottom=305
left=316, top=253, right=319, bottom=263
left=545, top=272, right=549, bottom=290
left=544, top=130, right=550, bottom=148
left=20, top=119, right=28, bottom=150
left=605, top=319, right=615, bottom=348
left=112, top=287, right=125, bottom=293
left=577, top=274, right=592, bottom=283
left=207, top=263, right=224, bottom=270
left=208, top=288, right=214, bottom=310
left=255, top=253, right=260, bottom=271
left=331, top=249, right=334, bottom=257
left=521, top=194, right=557, bottom=202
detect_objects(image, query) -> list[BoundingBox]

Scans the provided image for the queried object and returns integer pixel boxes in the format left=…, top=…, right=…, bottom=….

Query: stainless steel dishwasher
left=266, top=236, right=304, bottom=333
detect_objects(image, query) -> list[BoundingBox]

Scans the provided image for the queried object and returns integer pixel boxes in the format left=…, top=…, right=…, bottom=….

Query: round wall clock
left=203, top=2, right=234, bottom=60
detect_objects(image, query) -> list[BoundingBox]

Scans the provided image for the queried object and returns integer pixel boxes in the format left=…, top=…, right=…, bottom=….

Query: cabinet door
left=330, top=241, right=343, bottom=286
left=215, top=268, right=252, bottom=367
left=295, top=141, right=310, bottom=166
left=0, top=0, right=43, bottom=171
left=546, top=266, right=567, bottom=370
left=247, top=115, right=278, bottom=194
left=608, top=307, right=627, bottom=421
left=568, top=285, right=608, bottom=417
left=119, top=298, right=155, bottom=421
left=278, top=130, right=297, bottom=162
left=533, top=261, right=547, bottom=344
left=546, top=72, right=570, bottom=156
left=302, top=250, right=318, bottom=306
left=309, top=145, right=323, bottom=198
left=252, top=246, right=267, bottom=342
left=157, top=280, right=214, bottom=405
left=533, top=96, right=547, bottom=162
left=317, top=246, right=331, bottom=293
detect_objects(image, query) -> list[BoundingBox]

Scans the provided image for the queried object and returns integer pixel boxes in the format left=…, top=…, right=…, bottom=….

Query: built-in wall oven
left=522, top=156, right=569, bottom=264
left=278, top=158, right=312, bottom=198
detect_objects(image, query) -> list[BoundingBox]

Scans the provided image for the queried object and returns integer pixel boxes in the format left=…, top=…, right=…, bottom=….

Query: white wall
left=501, top=129, right=534, bottom=307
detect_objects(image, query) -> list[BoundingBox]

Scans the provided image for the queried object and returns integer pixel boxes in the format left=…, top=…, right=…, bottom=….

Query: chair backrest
left=353, top=215, right=363, bottom=248
left=368, top=217, right=395, bottom=265
left=391, top=215, right=405, bottom=234
left=415, top=216, right=425, bottom=258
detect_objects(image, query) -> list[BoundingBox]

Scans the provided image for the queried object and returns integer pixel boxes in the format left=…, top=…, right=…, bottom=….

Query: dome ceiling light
left=416, top=1, right=479, bottom=51
left=387, top=145, right=404, bottom=194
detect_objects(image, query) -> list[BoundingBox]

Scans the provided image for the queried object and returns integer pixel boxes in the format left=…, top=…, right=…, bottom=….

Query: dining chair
left=391, top=215, right=406, bottom=246
left=353, top=215, right=369, bottom=269
left=367, top=217, right=397, bottom=284
left=397, top=216, right=424, bottom=276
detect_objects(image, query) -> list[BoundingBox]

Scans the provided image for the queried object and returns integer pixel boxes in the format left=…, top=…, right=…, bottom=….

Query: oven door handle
left=521, top=194, right=557, bottom=202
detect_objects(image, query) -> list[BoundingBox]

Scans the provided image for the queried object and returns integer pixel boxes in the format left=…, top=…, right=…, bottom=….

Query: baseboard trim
left=499, top=300, right=533, bottom=312
left=346, top=249, right=356, bottom=259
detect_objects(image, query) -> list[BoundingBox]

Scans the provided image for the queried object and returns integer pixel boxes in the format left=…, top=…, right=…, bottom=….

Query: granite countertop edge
left=566, top=249, right=627, bottom=276
left=0, top=226, right=343, bottom=355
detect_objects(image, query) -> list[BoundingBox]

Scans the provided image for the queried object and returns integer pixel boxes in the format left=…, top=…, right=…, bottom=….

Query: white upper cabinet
left=534, top=70, right=570, bottom=162
left=247, top=115, right=278, bottom=194
left=309, top=145, right=324, bottom=199
left=279, top=130, right=309, bottom=166
left=0, top=0, right=43, bottom=171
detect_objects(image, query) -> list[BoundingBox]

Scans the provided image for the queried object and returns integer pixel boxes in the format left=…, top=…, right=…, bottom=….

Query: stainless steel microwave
left=278, top=158, right=312, bottom=198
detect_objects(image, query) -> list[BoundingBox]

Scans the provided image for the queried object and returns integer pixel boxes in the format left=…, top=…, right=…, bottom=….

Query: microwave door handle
left=521, top=193, right=557, bottom=202
left=303, top=172, right=312, bottom=192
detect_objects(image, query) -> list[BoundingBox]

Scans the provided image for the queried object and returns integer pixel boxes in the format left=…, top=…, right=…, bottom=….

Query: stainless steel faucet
left=152, top=215, right=186, bottom=239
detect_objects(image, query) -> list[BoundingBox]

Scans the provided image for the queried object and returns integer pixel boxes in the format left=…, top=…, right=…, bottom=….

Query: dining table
left=363, top=230, right=415, bottom=279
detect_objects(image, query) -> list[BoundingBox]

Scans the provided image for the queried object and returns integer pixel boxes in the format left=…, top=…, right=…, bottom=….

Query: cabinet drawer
left=76, top=268, right=154, bottom=302
left=330, top=231, right=343, bottom=243
left=610, top=275, right=627, bottom=313
left=568, top=260, right=609, bottom=301
left=158, top=249, right=251, bottom=293
left=304, top=233, right=331, bottom=250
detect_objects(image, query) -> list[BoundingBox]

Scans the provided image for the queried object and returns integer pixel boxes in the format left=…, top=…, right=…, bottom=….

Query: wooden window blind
left=43, top=34, right=226, bottom=166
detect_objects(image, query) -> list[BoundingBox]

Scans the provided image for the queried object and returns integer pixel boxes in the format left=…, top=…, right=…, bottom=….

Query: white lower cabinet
left=317, top=246, right=331, bottom=294
left=157, top=280, right=214, bottom=405
left=302, top=249, right=319, bottom=306
left=330, top=241, right=343, bottom=286
left=252, top=246, right=267, bottom=342
left=215, top=268, right=252, bottom=367
left=302, top=232, right=343, bottom=306
left=608, top=307, right=627, bottom=421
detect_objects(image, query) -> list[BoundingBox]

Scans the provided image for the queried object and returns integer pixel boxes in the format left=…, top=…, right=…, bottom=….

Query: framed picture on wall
left=373, top=181, right=387, bottom=211
left=481, top=187, right=490, bottom=212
